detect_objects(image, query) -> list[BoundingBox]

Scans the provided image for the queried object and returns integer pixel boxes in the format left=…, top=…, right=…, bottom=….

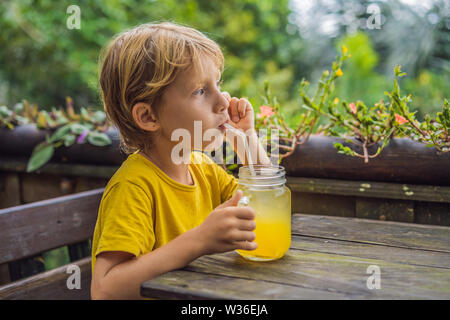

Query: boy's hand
left=194, top=190, right=257, bottom=255
left=222, top=92, right=254, bottom=133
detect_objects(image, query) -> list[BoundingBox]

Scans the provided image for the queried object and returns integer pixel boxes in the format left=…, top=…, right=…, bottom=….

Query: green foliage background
left=0, top=0, right=448, bottom=122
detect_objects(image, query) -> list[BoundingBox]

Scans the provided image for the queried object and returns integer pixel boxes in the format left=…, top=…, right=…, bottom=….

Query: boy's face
left=157, top=56, right=230, bottom=151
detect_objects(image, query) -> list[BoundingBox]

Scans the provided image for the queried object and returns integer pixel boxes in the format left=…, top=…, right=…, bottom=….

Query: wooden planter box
left=281, top=135, right=450, bottom=186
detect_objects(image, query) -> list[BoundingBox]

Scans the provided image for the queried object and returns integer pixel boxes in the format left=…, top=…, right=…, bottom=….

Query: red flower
left=257, top=105, right=275, bottom=118
left=257, top=105, right=275, bottom=125
left=395, top=114, right=408, bottom=125
left=348, top=102, right=357, bottom=114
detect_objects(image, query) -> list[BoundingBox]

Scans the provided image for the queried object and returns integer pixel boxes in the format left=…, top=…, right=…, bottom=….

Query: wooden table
left=141, top=214, right=450, bottom=299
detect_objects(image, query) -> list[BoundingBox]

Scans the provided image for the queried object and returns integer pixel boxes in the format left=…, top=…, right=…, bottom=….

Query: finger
left=228, top=230, right=256, bottom=242
left=234, top=207, right=256, bottom=220
left=237, top=219, right=256, bottom=231
left=217, top=190, right=243, bottom=209
left=222, top=91, right=231, bottom=101
left=238, top=98, right=247, bottom=118
left=229, top=98, right=240, bottom=122
left=231, top=230, right=256, bottom=242
left=234, top=240, right=258, bottom=251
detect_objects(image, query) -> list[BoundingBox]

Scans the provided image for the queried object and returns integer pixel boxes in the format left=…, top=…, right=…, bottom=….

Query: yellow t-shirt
left=91, top=151, right=238, bottom=274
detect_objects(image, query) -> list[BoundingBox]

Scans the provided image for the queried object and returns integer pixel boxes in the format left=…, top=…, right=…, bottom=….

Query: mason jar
left=236, top=165, right=291, bottom=261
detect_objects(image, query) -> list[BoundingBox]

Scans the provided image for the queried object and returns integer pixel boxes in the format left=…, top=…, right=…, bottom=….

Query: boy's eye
left=193, top=81, right=222, bottom=96
left=193, top=88, right=205, bottom=96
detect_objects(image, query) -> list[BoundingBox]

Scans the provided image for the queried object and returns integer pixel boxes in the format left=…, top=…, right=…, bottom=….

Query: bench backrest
left=0, top=188, right=104, bottom=300
left=0, top=188, right=104, bottom=264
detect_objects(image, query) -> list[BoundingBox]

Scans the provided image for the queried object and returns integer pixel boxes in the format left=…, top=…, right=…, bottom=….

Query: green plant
left=0, top=102, right=35, bottom=129
left=0, top=97, right=112, bottom=172
left=326, top=99, right=395, bottom=163
left=388, top=66, right=450, bottom=152
left=253, top=45, right=350, bottom=161
left=252, top=47, right=449, bottom=164
left=420, top=99, right=450, bottom=152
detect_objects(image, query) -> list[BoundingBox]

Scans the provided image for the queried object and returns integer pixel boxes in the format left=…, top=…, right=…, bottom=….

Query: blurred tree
left=289, top=0, right=449, bottom=116
left=333, top=31, right=449, bottom=119
left=334, top=32, right=390, bottom=107
left=0, top=0, right=303, bottom=112
left=0, top=0, right=447, bottom=119
left=289, top=0, right=449, bottom=76
left=404, top=70, right=449, bottom=119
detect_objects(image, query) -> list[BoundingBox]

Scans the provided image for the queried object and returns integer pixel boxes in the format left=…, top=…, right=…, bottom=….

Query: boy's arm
left=91, top=190, right=256, bottom=300
left=91, top=229, right=203, bottom=300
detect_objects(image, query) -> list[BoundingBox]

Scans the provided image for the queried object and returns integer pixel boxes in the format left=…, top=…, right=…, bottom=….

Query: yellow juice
left=236, top=186, right=291, bottom=261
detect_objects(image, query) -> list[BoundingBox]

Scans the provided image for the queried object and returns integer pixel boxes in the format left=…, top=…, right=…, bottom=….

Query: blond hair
left=99, top=21, right=224, bottom=154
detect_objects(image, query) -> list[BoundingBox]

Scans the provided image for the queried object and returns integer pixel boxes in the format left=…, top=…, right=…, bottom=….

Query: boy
left=91, top=22, right=271, bottom=299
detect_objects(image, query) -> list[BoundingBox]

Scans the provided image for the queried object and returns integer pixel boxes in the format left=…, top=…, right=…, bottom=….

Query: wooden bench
left=0, top=188, right=104, bottom=299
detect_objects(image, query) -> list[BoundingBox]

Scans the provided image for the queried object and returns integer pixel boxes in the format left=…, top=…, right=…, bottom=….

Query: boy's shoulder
left=104, top=151, right=222, bottom=196
left=104, top=152, right=159, bottom=194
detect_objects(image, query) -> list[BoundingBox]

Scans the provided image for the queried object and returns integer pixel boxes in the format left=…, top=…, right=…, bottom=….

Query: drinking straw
left=224, top=123, right=256, bottom=176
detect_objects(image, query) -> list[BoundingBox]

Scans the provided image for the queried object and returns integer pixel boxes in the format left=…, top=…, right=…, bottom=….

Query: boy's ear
left=132, top=102, right=160, bottom=132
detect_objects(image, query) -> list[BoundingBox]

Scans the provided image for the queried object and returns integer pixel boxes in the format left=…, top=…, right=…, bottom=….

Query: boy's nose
left=216, top=92, right=229, bottom=113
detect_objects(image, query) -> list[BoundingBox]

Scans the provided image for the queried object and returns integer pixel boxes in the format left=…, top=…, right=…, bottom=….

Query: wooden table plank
left=292, top=214, right=450, bottom=252
left=141, top=214, right=450, bottom=300
left=291, top=235, right=450, bottom=269
left=185, top=251, right=449, bottom=299
left=143, top=248, right=450, bottom=299
left=141, top=270, right=346, bottom=300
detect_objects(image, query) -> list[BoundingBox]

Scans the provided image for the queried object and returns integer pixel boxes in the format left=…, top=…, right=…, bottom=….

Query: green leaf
left=13, top=103, right=24, bottom=113
left=81, top=107, right=90, bottom=120
left=15, top=115, right=30, bottom=125
left=87, top=131, right=112, bottom=146
left=344, top=138, right=354, bottom=144
left=41, top=111, right=56, bottom=127
left=56, top=115, right=69, bottom=126
left=91, top=111, right=106, bottom=123
left=0, top=105, right=12, bottom=118
left=70, top=123, right=89, bottom=135
left=27, top=143, right=54, bottom=172
left=334, top=142, right=356, bottom=156
left=1, top=121, right=14, bottom=130
left=63, top=134, right=76, bottom=147
left=49, top=124, right=72, bottom=143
